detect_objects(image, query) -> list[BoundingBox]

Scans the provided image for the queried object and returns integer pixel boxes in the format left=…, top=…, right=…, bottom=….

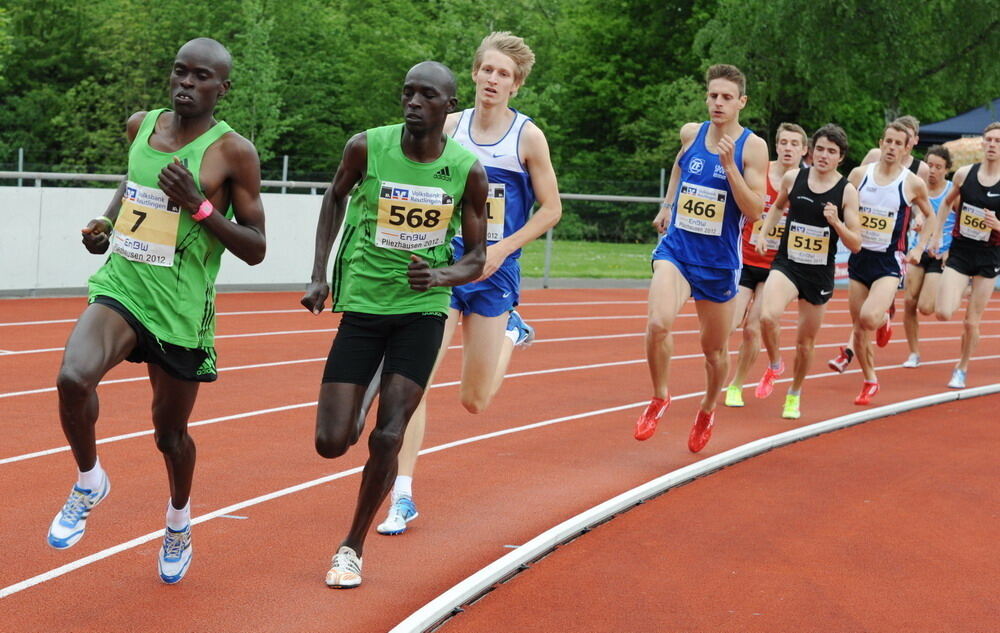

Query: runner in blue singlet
left=635, top=64, right=769, bottom=454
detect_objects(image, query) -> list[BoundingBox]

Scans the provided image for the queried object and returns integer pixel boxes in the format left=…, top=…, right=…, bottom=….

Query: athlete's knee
left=903, top=295, right=919, bottom=314
left=758, top=310, right=780, bottom=334
left=795, top=337, right=815, bottom=356
left=460, top=389, right=493, bottom=415
left=153, top=428, right=190, bottom=456
left=367, top=424, right=405, bottom=457
left=917, top=297, right=936, bottom=316
left=56, top=365, right=96, bottom=403
left=859, top=310, right=883, bottom=331
left=703, top=346, right=728, bottom=368
left=314, top=422, right=352, bottom=459
left=645, top=314, right=674, bottom=339
left=935, top=305, right=954, bottom=321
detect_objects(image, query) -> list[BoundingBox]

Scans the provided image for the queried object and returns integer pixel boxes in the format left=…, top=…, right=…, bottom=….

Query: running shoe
left=326, top=546, right=363, bottom=588
left=158, top=524, right=193, bottom=584
left=782, top=394, right=801, bottom=420
left=506, top=310, right=535, bottom=348
left=902, top=353, right=920, bottom=368
left=947, top=368, right=967, bottom=389
left=876, top=303, right=895, bottom=348
left=376, top=495, right=419, bottom=535
left=827, top=347, right=854, bottom=373
left=634, top=396, right=670, bottom=441
left=724, top=384, right=744, bottom=408
left=47, top=472, right=111, bottom=549
left=687, top=409, right=715, bottom=453
left=754, top=360, right=785, bottom=399
left=854, top=381, right=880, bottom=406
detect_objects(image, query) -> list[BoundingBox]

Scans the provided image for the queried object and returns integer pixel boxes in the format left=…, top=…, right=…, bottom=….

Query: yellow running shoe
left=782, top=394, right=801, bottom=419
left=724, top=384, right=744, bottom=407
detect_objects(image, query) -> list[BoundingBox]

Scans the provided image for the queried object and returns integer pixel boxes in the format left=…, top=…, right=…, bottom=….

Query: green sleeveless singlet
left=332, top=124, right=478, bottom=316
left=88, top=109, right=234, bottom=349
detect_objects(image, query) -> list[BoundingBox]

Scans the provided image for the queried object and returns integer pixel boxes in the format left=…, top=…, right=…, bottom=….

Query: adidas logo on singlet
left=433, top=166, right=452, bottom=181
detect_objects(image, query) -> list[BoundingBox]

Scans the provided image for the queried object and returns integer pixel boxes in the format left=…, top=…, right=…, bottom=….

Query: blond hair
left=706, top=64, right=746, bottom=96
left=473, top=32, right=536, bottom=85
left=984, top=122, right=1000, bottom=135
left=894, top=115, right=920, bottom=135
left=776, top=122, right=808, bottom=147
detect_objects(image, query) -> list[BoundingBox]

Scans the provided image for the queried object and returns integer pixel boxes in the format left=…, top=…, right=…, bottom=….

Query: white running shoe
left=47, top=472, right=111, bottom=549
left=902, top=353, right=920, bottom=368
left=947, top=368, right=967, bottom=389
left=376, top=495, right=419, bottom=535
left=325, top=546, right=363, bottom=588
left=158, top=524, right=193, bottom=584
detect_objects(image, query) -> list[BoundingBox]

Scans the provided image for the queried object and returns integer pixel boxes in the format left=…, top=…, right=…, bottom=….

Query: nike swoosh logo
left=987, top=192, right=1000, bottom=198
left=502, top=292, right=512, bottom=298
left=492, top=153, right=506, bottom=158
left=820, top=290, right=832, bottom=295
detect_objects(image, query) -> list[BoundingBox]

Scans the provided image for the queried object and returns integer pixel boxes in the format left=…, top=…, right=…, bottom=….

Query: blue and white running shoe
left=947, top=368, right=967, bottom=389
left=506, top=309, right=535, bottom=348
left=47, top=472, right=111, bottom=549
left=376, top=496, right=419, bottom=535
left=158, top=524, right=193, bottom=584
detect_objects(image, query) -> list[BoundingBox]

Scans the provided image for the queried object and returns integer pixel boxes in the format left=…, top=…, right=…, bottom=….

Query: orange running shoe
left=688, top=409, right=715, bottom=453
left=754, top=360, right=785, bottom=399
left=876, top=303, right=895, bottom=348
left=634, top=396, right=670, bottom=441
left=854, top=381, right=880, bottom=405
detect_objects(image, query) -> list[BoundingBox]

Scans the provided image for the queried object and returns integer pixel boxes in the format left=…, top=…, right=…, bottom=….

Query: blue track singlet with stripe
left=857, top=163, right=911, bottom=253
left=908, top=180, right=954, bottom=251
left=451, top=108, right=535, bottom=259
left=660, top=122, right=751, bottom=270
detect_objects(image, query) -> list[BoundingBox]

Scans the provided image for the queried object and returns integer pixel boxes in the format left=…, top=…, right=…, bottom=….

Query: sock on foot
left=77, top=458, right=105, bottom=491
left=166, top=499, right=191, bottom=531
left=392, top=476, right=413, bottom=501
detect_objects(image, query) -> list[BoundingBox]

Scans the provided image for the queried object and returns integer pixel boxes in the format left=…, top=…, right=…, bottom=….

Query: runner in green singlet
left=300, top=61, right=488, bottom=588
left=46, top=38, right=266, bottom=585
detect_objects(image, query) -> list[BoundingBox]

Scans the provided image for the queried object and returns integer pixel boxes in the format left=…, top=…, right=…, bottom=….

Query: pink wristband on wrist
left=192, top=199, right=214, bottom=222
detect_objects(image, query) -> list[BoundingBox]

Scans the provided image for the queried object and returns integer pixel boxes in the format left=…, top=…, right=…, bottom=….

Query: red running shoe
left=854, top=381, right=880, bottom=405
left=634, top=396, right=670, bottom=441
left=827, top=347, right=853, bottom=373
left=876, top=303, right=895, bottom=348
left=754, top=360, right=785, bottom=399
left=688, top=409, right=715, bottom=453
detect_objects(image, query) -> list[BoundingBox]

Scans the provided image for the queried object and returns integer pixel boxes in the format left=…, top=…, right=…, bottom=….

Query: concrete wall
left=0, top=186, right=323, bottom=295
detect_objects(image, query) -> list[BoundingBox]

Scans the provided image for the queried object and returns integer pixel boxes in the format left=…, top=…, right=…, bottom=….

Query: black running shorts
left=92, top=295, right=218, bottom=382
left=322, top=312, right=446, bottom=389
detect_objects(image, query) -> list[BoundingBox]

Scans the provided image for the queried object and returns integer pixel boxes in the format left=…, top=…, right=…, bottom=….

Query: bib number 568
left=388, top=205, right=441, bottom=229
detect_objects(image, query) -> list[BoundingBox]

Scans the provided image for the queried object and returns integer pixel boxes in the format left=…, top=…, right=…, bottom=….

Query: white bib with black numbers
left=375, top=182, right=455, bottom=251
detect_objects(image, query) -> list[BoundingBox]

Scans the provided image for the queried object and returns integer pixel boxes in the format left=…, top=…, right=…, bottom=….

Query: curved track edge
left=390, top=384, right=1000, bottom=633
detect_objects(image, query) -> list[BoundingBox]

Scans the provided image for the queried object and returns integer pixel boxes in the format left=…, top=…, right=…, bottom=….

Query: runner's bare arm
left=81, top=112, right=147, bottom=254
left=905, top=177, right=937, bottom=263
left=408, top=161, right=488, bottom=291
left=156, top=134, right=267, bottom=265
left=755, top=169, right=796, bottom=255
left=723, top=133, right=767, bottom=221
left=934, top=166, right=966, bottom=245
left=476, top=122, right=561, bottom=281
left=833, top=183, right=862, bottom=253
left=653, top=122, right=700, bottom=233
left=301, top=133, right=367, bottom=314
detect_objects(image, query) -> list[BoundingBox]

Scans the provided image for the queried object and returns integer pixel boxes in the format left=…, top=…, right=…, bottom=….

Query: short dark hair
left=925, top=145, right=952, bottom=169
left=811, top=124, right=848, bottom=156
left=705, top=64, right=746, bottom=96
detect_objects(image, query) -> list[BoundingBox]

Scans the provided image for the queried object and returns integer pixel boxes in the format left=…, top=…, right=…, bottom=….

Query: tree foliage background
left=1, top=0, right=998, bottom=241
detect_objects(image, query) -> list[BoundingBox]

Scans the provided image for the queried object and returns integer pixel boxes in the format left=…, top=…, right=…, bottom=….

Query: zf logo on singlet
left=689, top=158, right=705, bottom=175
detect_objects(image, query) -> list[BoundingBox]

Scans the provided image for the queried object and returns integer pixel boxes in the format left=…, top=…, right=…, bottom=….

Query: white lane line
left=4, top=354, right=997, bottom=599
left=5, top=311, right=999, bottom=358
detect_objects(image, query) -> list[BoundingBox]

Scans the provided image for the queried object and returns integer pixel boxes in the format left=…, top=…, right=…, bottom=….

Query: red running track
left=0, top=289, right=997, bottom=632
